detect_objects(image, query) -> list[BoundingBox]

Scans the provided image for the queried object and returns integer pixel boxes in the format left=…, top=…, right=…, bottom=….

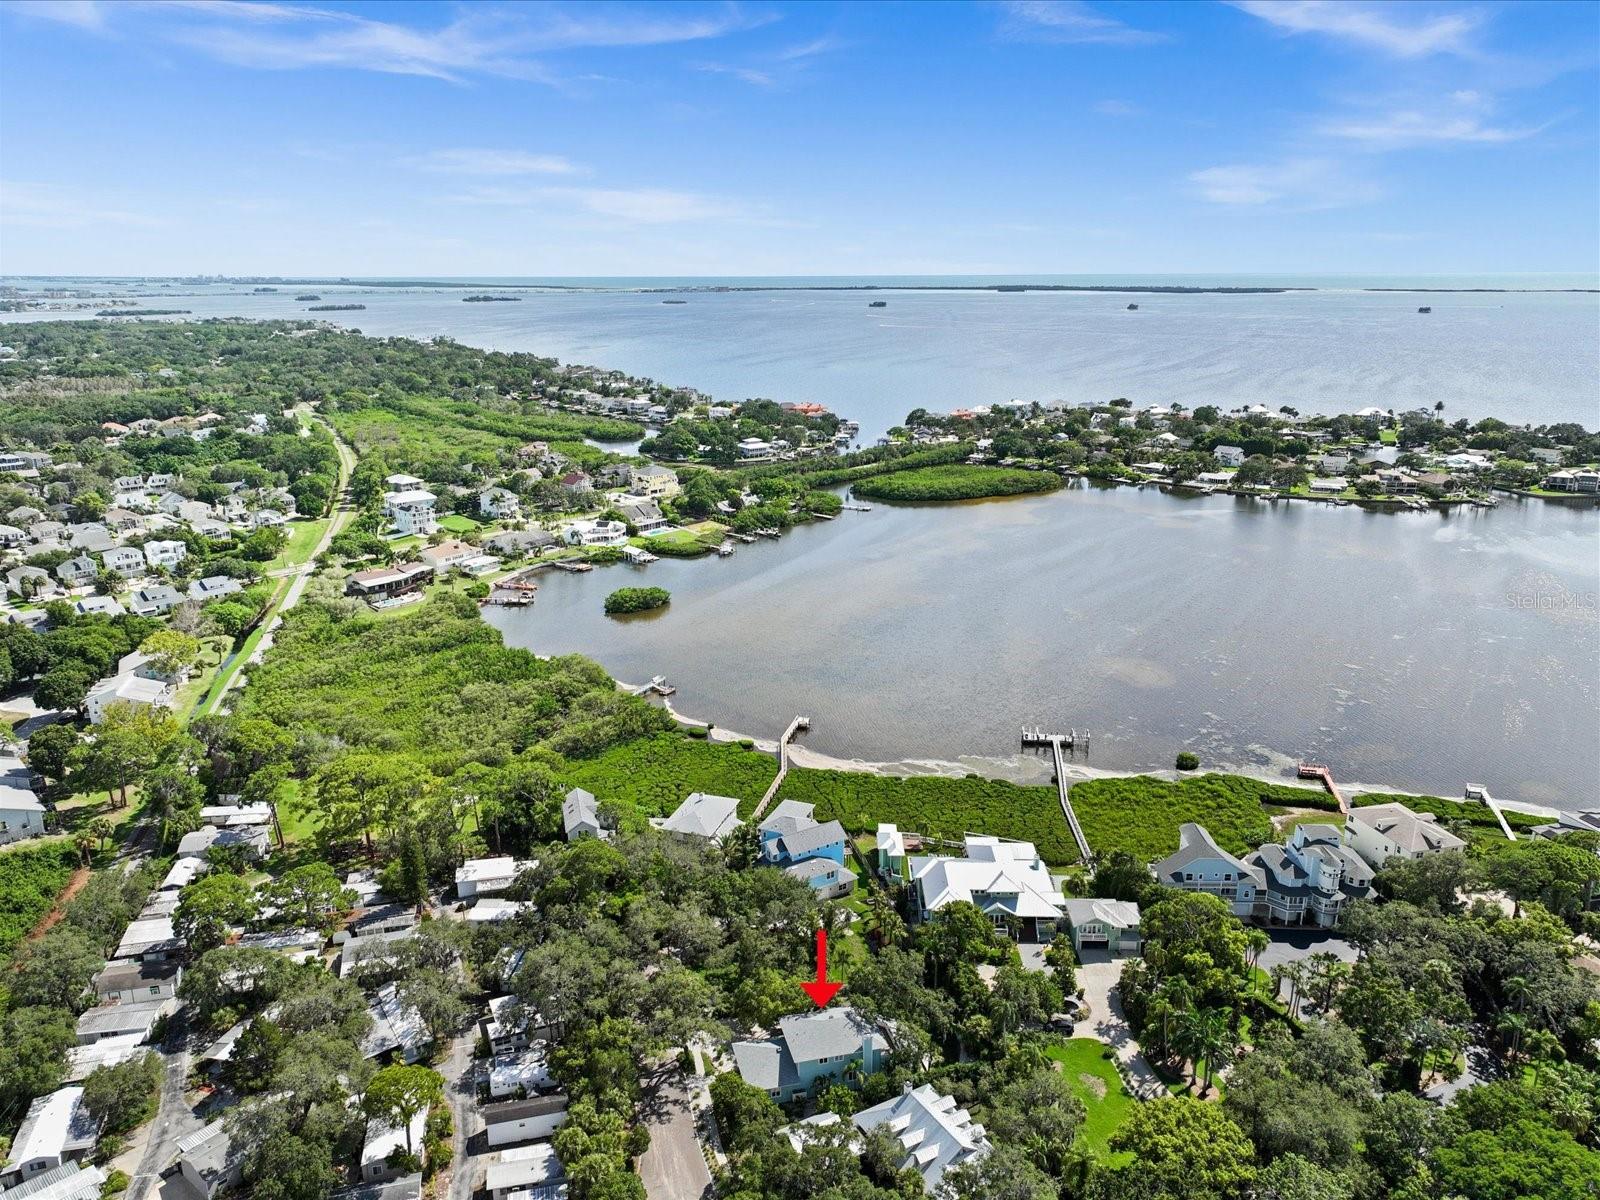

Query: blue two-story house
left=731, top=1007, right=891, bottom=1103
left=759, top=800, right=848, bottom=867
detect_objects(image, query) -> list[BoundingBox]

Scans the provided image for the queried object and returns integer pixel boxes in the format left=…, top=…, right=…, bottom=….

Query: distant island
left=463, top=294, right=523, bottom=303
left=294, top=293, right=321, bottom=301
left=95, top=308, right=190, bottom=317
left=306, top=303, right=366, bottom=311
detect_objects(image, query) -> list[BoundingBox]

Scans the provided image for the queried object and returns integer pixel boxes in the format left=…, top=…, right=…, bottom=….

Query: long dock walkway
left=751, top=716, right=811, bottom=821
left=1466, top=785, right=1518, bottom=841
left=1044, top=736, right=1092, bottom=863
left=1297, top=763, right=1350, bottom=816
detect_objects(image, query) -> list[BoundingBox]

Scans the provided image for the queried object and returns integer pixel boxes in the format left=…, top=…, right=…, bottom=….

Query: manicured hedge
left=1071, top=773, right=1331, bottom=863
left=778, top=769, right=1078, bottom=865
left=564, top=733, right=779, bottom=818
left=851, top=465, right=1062, bottom=502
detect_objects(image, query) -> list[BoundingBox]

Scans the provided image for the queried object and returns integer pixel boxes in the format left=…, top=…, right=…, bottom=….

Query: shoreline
left=631, top=685, right=1564, bottom=821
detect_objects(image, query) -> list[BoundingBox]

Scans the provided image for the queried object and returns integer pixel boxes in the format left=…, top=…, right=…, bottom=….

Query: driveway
left=637, top=1065, right=712, bottom=1200
left=1071, top=952, right=1166, bottom=1100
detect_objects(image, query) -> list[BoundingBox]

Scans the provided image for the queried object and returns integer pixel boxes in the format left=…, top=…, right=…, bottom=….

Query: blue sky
left=1, top=0, right=1595, bottom=276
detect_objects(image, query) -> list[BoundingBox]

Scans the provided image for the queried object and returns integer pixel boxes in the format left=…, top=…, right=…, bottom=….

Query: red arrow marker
left=799, top=929, right=843, bottom=1008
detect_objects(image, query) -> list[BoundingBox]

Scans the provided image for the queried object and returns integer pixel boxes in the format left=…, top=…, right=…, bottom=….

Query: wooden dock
left=1022, top=727, right=1092, bottom=862
left=751, top=716, right=812, bottom=821
left=1297, top=762, right=1350, bottom=816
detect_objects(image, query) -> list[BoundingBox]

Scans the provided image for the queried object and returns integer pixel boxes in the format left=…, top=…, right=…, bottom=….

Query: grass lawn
left=1378, top=428, right=1398, bottom=444
left=635, top=526, right=722, bottom=557
left=171, top=637, right=233, bottom=717
left=196, top=577, right=289, bottom=717
left=266, top=516, right=331, bottom=571
left=438, top=514, right=484, bottom=534
left=1043, top=1038, right=1136, bottom=1162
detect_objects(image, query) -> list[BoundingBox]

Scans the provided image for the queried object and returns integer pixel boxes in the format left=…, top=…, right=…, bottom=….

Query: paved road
left=637, top=1066, right=712, bottom=1200
left=441, top=1030, right=481, bottom=1200
left=124, top=1021, right=201, bottom=1200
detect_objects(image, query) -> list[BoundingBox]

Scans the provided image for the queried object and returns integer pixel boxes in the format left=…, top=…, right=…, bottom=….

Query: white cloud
left=1188, top=158, right=1380, bottom=208
left=1229, top=1, right=1480, bottom=58
left=1093, top=99, right=1140, bottom=116
left=407, top=149, right=584, bottom=176
left=695, top=62, right=777, bottom=86
left=1321, top=109, right=1537, bottom=148
left=544, top=187, right=748, bottom=224
left=7, top=1, right=770, bottom=82
left=997, top=0, right=1168, bottom=46
left=0, top=180, right=166, bottom=229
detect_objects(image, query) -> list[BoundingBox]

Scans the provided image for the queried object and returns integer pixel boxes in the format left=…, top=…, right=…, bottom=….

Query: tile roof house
left=1344, top=802, right=1467, bottom=869
left=651, top=793, right=742, bottom=844
left=731, top=1007, right=891, bottom=1103
left=852, top=1083, right=991, bottom=1194
left=909, top=835, right=1067, bottom=942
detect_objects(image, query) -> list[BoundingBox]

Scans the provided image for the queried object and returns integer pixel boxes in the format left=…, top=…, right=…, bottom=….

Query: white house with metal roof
left=0, top=1088, right=100, bottom=1186
left=456, top=856, right=527, bottom=900
left=561, top=788, right=607, bottom=841
left=908, top=835, right=1067, bottom=941
left=650, top=793, right=742, bottom=844
left=0, top=755, right=46, bottom=845
left=851, top=1083, right=991, bottom=1194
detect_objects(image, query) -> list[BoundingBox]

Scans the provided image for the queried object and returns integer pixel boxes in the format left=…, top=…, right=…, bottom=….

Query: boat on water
left=1418, top=306, right=1432, bottom=313
left=717, top=543, right=735, bottom=557
left=868, top=300, right=887, bottom=308
left=662, top=299, right=688, bottom=305
left=1127, top=303, right=1139, bottom=311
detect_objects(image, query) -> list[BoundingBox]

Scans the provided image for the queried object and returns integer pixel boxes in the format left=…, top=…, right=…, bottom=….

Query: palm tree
left=1434, top=400, right=1445, bottom=417
left=72, top=830, right=96, bottom=866
left=1504, top=974, right=1531, bottom=1013
left=1496, top=1011, right=1529, bottom=1062
left=1192, top=1007, right=1234, bottom=1093
left=89, top=817, right=111, bottom=853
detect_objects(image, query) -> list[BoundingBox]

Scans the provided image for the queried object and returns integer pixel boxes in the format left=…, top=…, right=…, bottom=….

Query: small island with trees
left=604, top=586, right=671, bottom=615
left=852, top=464, right=1064, bottom=502
left=306, top=303, right=367, bottom=311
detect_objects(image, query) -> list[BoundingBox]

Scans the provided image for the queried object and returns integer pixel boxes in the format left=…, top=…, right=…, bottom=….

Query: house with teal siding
left=731, top=1008, right=891, bottom=1104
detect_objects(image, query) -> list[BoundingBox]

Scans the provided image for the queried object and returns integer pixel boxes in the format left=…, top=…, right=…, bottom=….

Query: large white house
left=560, top=518, right=628, bottom=548
left=628, top=463, right=680, bottom=500
left=382, top=489, right=438, bottom=536
left=908, top=835, right=1066, bottom=942
left=852, top=1083, right=991, bottom=1194
left=1343, top=802, right=1467, bottom=869
left=142, top=539, right=187, bottom=569
left=85, top=674, right=175, bottom=725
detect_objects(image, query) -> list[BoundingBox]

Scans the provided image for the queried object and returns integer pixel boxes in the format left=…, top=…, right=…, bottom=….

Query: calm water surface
left=486, top=486, right=1599, bottom=810
left=5, top=277, right=1597, bottom=437
left=7, top=277, right=1596, bottom=805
